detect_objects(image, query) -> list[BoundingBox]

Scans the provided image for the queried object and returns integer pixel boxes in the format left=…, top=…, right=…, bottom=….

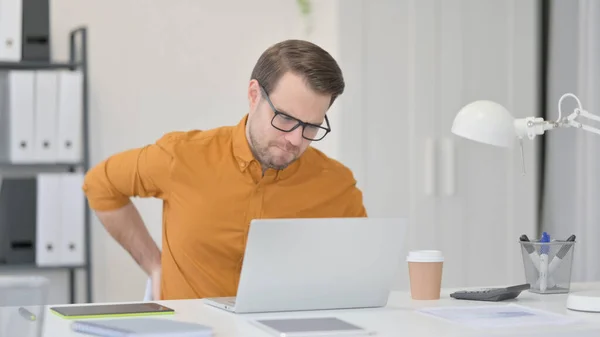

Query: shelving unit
left=0, top=27, right=91, bottom=304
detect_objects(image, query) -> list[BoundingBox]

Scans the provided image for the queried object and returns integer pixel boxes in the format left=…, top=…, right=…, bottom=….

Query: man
left=82, top=39, right=367, bottom=301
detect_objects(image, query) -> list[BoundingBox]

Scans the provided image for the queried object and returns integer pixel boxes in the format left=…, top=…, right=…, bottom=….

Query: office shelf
left=0, top=61, right=81, bottom=70
left=0, top=264, right=86, bottom=271
left=0, top=26, right=91, bottom=305
left=0, top=163, right=83, bottom=170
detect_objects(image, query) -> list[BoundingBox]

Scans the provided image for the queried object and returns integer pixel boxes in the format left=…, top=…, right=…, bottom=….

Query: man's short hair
left=250, top=39, right=345, bottom=106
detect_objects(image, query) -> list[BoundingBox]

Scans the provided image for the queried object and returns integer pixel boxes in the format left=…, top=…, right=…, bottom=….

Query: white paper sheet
left=417, top=304, right=579, bottom=329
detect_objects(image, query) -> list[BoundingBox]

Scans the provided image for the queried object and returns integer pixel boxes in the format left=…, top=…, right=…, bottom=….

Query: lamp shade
left=451, top=100, right=517, bottom=148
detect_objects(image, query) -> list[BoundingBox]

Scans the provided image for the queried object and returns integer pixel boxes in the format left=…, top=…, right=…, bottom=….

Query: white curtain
left=542, top=0, right=600, bottom=282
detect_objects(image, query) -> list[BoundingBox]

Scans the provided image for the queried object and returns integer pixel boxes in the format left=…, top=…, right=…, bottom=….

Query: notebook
left=70, top=318, right=213, bottom=337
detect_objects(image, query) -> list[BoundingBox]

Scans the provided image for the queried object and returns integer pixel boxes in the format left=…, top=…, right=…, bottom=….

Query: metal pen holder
left=519, top=240, right=576, bottom=294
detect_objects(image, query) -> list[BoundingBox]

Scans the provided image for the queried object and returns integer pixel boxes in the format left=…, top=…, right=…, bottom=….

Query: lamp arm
left=515, top=93, right=600, bottom=139
left=556, top=93, right=583, bottom=122
left=511, top=95, right=599, bottom=176
left=563, top=108, right=600, bottom=135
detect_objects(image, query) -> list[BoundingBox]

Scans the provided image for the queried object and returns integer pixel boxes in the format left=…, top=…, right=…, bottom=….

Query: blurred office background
left=1, top=0, right=599, bottom=305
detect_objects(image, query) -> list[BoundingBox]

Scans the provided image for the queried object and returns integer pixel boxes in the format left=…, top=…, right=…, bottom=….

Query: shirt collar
left=232, top=114, right=255, bottom=172
left=231, top=114, right=302, bottom=179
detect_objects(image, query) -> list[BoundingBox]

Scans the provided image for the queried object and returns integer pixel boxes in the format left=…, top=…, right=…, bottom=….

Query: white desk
left=39, top=283, right=600, bottom=337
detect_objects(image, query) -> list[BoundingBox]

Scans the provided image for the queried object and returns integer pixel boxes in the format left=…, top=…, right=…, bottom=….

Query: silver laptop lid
left=235, top=217, right=407, bottom=313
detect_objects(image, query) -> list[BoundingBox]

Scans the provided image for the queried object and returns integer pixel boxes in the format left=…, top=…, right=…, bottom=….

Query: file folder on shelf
left=56, top=70, right=83, bottom=163
left=0, top=0, right=23, bottom=61
left=35, top=173, right=61, bottom=266
left=59, top=173, right=85, bottom=266
left=21, top=0, right=50, bottom=62
left=0, top=177, right=37, bottom=265
left=33, top=70, right=58, bottom=162
left=0, top=70, right=35, bottom=163
left=35, top=172, right=85, bottom=266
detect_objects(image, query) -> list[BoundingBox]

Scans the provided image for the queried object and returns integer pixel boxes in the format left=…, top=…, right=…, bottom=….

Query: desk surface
left=38, top=283, right=600, bottom=337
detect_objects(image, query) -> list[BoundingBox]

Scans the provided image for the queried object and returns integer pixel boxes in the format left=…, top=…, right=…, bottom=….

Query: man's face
left=246, top=72, right=331, bottom=171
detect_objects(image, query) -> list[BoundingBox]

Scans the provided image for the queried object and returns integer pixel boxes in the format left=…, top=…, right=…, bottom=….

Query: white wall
left=36, top=0, right=541, bottom=303
left=337, top=0, right=540, bottom=290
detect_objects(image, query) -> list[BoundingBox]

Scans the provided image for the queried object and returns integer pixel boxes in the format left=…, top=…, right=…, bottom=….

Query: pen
left=520, top=234, right=540, bottom=271
left=19, top=307, right=36, bottom=321
left=539, top=232, right=550, bottom=292
left=547, top=235, right=576, bottom=275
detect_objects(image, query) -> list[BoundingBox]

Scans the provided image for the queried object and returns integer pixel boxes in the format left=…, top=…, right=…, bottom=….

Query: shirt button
left=240, top=162, right=246, bottom=168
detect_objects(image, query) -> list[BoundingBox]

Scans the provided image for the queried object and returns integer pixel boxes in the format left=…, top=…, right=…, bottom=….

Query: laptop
left=0, top=275, right=49, bottom=337
left=203, top=217, right=407, bottom=313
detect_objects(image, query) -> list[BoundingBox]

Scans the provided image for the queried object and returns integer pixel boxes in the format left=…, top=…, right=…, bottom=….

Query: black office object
left=21, top=0, right=51, bottom=61
left=450, top=284, right=530, bottom=302
left=0, top=178, right=37, bottom=264
left=556, top=235, right=577, bottom=259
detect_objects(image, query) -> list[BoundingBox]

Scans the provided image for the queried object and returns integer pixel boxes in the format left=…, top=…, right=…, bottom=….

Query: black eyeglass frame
left=259, top=85, right=331, bottom=141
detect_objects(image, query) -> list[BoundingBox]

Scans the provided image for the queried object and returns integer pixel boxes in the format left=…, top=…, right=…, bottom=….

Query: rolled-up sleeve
left=82, top=133, right=178, bottom=211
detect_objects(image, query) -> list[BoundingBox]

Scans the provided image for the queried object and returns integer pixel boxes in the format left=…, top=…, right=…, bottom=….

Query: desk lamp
left=451, top=93, right=600, bottom=313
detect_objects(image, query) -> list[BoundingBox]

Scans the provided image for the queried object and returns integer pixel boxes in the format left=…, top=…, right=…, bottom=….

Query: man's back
left=83, top=115, right=366, bottom=299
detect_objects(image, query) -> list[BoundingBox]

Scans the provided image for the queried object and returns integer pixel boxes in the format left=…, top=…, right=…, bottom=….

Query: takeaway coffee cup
left=407, top=250, right=444, bottom=300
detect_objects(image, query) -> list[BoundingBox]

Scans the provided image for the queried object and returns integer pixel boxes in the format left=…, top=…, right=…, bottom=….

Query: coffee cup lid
left=406, top=250, right=444, bottom=262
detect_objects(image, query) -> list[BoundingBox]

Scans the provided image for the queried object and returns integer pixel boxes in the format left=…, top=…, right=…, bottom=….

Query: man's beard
left=248, top=127, right=298, bottom=171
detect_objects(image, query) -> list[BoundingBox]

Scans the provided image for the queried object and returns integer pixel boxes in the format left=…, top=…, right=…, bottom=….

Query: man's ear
left=248, top=79, right=261, bottom=109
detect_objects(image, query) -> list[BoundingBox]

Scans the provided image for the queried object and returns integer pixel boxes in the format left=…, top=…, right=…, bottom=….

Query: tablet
left=251, top=317, right=376, bottom=337
left=50, top=302, right=174, bottom=319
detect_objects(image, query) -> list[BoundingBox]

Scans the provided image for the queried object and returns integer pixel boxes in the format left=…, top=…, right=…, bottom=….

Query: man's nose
left=285, top=126, right=304, bottom=146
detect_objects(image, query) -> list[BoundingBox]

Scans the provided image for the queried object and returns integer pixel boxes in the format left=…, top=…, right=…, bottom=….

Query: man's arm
left=94, top=203, right=162, bottom=280
left=83, top=134, right=178, bottom=298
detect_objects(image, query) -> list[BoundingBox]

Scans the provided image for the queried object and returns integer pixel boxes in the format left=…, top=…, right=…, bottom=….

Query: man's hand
left=151, top=266, right=161, bottom=300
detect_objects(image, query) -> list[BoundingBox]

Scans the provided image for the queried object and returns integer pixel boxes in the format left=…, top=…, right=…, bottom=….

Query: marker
left=548, top=235, right=576, bottom=275
left=539, top=232, right=550, bottom=292
left=520, top=234, right=540, bottom=271
left=19, top=307, right=36, bottom=321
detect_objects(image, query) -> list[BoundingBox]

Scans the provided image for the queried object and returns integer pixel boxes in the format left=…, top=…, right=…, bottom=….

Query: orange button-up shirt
left=82, top=114, right=367, bottom=300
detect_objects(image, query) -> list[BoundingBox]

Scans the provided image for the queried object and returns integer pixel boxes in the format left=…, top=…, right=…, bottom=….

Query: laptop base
left=203, top=297, right=237, bottom=313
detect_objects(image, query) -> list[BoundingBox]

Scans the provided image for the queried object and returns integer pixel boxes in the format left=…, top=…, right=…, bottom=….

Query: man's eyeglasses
left=260, top=85, right=331, bottom=141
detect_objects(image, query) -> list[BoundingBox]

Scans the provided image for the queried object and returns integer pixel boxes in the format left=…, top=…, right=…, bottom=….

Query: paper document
left=418, top=304, right=578, bottom=329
